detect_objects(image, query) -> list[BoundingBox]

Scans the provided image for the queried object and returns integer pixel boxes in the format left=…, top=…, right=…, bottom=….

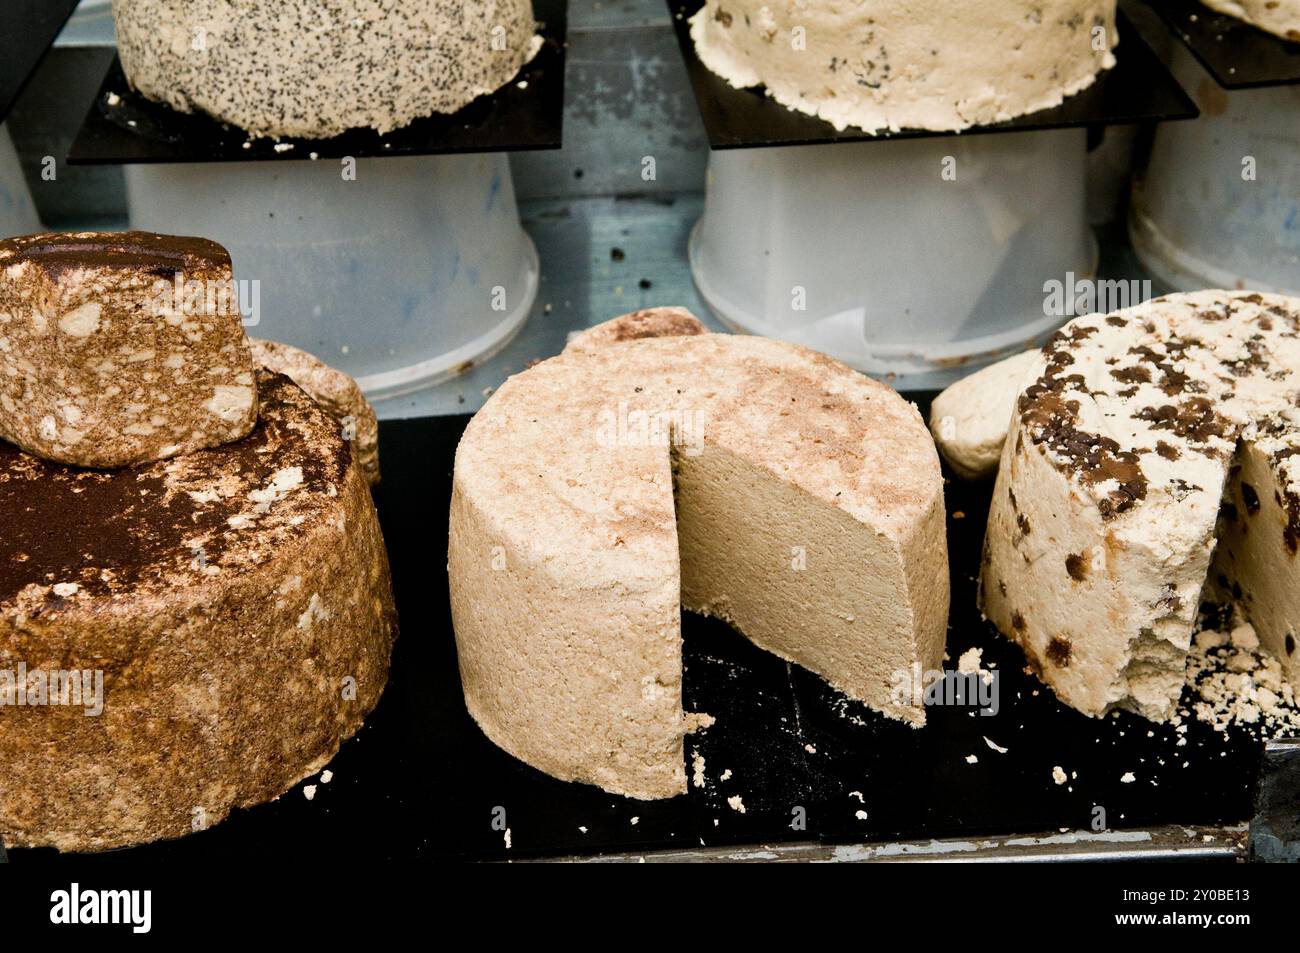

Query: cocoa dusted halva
left=0, top=373, right=396, bottom=851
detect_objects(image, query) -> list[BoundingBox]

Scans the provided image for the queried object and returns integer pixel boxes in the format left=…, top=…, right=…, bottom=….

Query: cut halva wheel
left=449, top=320, right=949, bottom=799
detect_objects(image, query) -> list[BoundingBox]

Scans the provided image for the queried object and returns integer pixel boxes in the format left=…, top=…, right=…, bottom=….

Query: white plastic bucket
left=0, top=124, right=41, bottom=238
left=688, top=128, right=1095, bottom=390
left=125, top=152, right=539, bottom=400
left=1130, top=45, right=1300, bottom=295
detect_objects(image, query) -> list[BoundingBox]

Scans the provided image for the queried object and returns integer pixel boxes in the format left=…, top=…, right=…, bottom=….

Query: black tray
left=669, top=2, right=1197, bottom=148
left=65, top=0, right=566, bottom=165
left=8, top=401, right=1267, bottom=863
left=0, top=0, right=79, bottom=123
left=1147, top=0, right=1300, bottom=88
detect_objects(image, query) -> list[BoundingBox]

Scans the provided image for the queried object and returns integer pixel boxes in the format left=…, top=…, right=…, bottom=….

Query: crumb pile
left=1181, top=617, right=1300, bottom=735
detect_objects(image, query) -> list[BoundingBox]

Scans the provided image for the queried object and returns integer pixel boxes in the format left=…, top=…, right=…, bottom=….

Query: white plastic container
left=0, top=124, right=41, bottom=238
left=1131, top=45, right=1300, bottom=295
left=689, top=128, right=1096, bottom=390
left=126, top=152, right=539, bottom=399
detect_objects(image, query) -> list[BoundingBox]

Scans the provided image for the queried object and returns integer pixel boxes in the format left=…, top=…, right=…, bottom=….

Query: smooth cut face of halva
left=690, top=0, right=1117, bottom=133
left=449, top=330, right=949, bottom=799
left=981, top=291, right=1300, bottom=722
left=0, top=231, right=257, bottom=469
left=112, top=0, right=541, bottom=138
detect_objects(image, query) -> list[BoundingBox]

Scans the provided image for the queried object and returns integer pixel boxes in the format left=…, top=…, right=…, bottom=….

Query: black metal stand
left=0, top=0, right=79, bottom=123
left=1146, top=0, right=1300, bottom=88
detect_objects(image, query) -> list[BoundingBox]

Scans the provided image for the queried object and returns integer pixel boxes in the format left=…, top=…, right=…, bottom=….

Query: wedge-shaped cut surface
left=449, top=331, right=948, bottom=798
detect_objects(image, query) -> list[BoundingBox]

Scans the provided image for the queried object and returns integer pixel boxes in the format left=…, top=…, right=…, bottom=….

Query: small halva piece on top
left=981, top=290, right=1300, bottom=723
left=564, top=307, right=707, bottom=354
left=0, top=231, right=257, bottom=468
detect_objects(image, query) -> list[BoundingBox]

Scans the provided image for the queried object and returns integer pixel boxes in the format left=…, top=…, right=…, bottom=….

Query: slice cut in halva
left=449, top=319, right=949, bottom=798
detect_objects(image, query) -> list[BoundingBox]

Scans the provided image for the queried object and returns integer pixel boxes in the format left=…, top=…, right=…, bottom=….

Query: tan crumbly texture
left=112, top=0, right=541, bottom=138
left=0, top=231, right=257, bottom=469
left=1201, top=0, right=1300, bottom=41
left=449, top=314, right=948, bottom=799
left=0, top=373, right=396, bottom=851
left=981, top=291, right=1300, bottom=723
left=249, top=338, right=380, bottom=486
left=929, top=350, right=1044, bottom=481
left=690, top=1, right=1117, bottom=134
left=564, top=307, right=707, bottom=354
left=1181, top=619, right=1300, bottom=734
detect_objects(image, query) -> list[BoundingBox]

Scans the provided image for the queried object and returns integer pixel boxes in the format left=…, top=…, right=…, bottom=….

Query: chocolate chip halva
left=981, top=291, right=1300, bottom=722
left=112, top=0, right=541, bottom=138
left=0, top=231, right=257, bottom=469
left=449, top=315, right=949, bottom=799
left=690, top=0, right=1117, bottom=133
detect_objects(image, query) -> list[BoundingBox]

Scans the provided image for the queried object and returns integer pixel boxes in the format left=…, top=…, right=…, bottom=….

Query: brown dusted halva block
left=450, top=314, right=949, bottom=799
left=249, top=338, right=381, bottom=486
left=0, top=231, right=258, bottom=469
left=0, top=373, right=396, bottom=851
